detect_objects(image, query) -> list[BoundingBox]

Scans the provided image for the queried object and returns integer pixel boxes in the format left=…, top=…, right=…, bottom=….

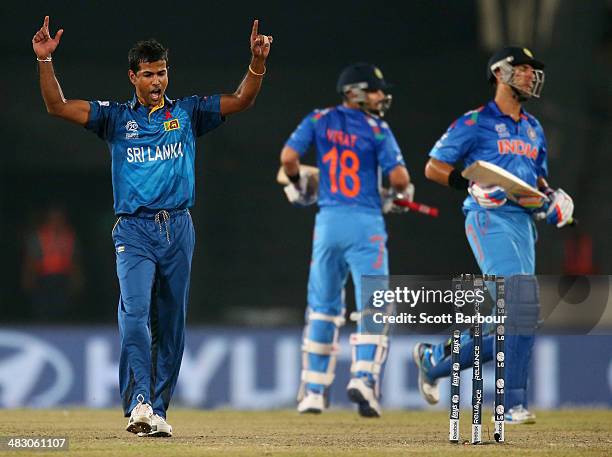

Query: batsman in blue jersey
left=280, top=63, right=411, bottom=417
left=413, top=47, right=574, bottom=424
left=33, top=15, right=273, bottom=437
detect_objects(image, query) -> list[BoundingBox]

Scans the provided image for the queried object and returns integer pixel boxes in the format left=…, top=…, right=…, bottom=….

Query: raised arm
left=32, top=16, right=90, bottom=125
left=220, top=19, right=273, bottom=116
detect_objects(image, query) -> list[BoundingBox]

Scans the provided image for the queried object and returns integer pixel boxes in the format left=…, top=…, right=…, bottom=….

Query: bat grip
left=393, top=199, right=440, bottom=217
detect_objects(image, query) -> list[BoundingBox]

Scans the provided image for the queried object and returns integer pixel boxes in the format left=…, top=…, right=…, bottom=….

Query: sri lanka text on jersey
left=126, top=142, right=184, bottom=163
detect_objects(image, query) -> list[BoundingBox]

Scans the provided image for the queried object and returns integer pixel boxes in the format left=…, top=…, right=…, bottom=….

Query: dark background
left=2, top=0, right=611, bottom=324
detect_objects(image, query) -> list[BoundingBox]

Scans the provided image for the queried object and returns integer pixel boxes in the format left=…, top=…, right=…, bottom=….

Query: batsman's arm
left=389, top=165, right=410, bottom=192
left=220, top=20, right=273, bottom=116
left=280, top=145, right=301, bottom=181
left=33, top=16, right=90, bottom=125
left=425, top=158, right=468, bottom=190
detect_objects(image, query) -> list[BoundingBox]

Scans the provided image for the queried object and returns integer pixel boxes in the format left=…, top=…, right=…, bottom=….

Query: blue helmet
left=336, top=63, right=393, bottom=116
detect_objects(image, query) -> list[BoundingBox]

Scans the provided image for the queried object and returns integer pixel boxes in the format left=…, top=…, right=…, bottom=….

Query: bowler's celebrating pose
left=281, top=64, right=410, bottom=417
left=32, top=15, right=272, bottom=437
left=414, top=47, right=574, bottom=424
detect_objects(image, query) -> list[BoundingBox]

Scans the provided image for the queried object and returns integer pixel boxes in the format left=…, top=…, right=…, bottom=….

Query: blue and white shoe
left=412, top=342, right=440, bottom=405
left=493, top=405, right=536, bottom=425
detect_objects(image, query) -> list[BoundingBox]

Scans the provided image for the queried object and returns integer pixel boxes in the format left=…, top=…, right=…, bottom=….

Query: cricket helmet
left=487, top=46, right=545, bottom=99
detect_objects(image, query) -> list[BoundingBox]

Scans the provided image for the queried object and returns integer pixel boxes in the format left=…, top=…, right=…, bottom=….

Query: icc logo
left=125, top=120, right=139, bottom=132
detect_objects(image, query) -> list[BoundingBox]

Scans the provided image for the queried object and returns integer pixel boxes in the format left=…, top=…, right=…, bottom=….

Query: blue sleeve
left=189, top=94, right=225, bottom=137
left=536, top=126, right=548, bottom=178
left=376, top=124, right=405, bottom=175
left=85, top=101, right=118, bottom=140
left=429, top=116, right=476, bottom=164
left=285, top=111, right=317, bottom=157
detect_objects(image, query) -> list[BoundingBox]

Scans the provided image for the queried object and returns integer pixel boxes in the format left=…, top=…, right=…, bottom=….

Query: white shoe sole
left=298, top=407, right=323, bottom=414
left=126, top=415, right=152, bottom=435
left=138, top=426, right=173, bottom=437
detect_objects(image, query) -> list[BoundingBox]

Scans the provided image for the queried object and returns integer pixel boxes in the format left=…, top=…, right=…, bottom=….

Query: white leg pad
left=297, top=309, right=345, bottom=401
left=349, top=333, right=389, bottom=398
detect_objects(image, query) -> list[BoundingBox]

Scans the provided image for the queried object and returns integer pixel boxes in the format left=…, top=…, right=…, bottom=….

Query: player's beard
left=511, top=87, right=530, bottom=103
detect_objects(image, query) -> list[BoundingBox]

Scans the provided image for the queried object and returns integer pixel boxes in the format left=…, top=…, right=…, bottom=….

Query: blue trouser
left=429, top=209, right=537, bottom=409
left=304, top=207, right=388, bottom=393
left=113, top=209, right=195, bottom=418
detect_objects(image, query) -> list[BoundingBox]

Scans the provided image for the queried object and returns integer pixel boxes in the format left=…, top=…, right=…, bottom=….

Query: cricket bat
left=462, top=160, right=546, bottom=207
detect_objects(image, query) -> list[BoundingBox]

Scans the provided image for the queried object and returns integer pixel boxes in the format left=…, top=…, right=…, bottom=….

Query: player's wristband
left=248, top=64, right=266, bottom=76
left=448, top=169, right=469, bottom=190
left=287, top=171, right=300, bottom=184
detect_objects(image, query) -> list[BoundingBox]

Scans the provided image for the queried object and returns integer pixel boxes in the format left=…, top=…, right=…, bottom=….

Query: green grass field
left=1, top=409, right=611, bottom=456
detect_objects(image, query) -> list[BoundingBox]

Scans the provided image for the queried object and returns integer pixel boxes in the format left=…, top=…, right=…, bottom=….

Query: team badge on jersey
left=164, top=119, right=181, bottom=131
left=527, top=126, right=537, bottom=141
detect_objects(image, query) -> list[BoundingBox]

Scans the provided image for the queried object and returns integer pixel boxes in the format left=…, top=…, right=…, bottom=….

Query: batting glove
left=283, top=173, right=317, bottom=207
left=537, top=188, right=574, bottom=227
left=381, top=183, right=415, bottom=214
left=468, top=183, right=507, bottom=208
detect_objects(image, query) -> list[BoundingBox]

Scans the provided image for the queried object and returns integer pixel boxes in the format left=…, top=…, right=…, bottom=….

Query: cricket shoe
left=346, top=377, right=381, bottom=418
left=297, top=391, right=326, bottom=414
left=492, top=405, right=536, bottom=425
left=412, top=342, right=440, bottom=405
left=126, top=394, right=153, bottom=434
left=137, top=414, right=173, bottom=437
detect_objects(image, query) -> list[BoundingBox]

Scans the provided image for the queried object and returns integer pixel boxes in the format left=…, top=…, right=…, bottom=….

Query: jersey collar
left=129, top=94, right=175, bottom=111
left=487, top=100, right=529, bottom=121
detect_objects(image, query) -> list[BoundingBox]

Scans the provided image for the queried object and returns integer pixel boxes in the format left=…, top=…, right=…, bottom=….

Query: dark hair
left=128, top=39, right=168, bottom=73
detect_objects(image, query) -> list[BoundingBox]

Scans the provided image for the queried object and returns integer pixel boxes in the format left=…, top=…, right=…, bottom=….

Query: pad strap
left=301, top=370, right=335, bottom=385
left=302, top=339, right=337, bottom=355
left=350, top=333, right=389, bottom=347
left=351, top=360, right=382, bottom=375
left=309, top=311, right=346, bottom=327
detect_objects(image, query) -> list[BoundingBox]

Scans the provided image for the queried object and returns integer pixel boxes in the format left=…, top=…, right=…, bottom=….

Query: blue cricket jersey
left=429, top=100, right=548, bottom=213
left=285, top=105, right=405, bottom=210
left=86, top=94, right=224, bottom=215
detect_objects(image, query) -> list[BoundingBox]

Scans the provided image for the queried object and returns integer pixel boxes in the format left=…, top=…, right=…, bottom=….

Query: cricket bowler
left=280, top=63, right=411, bottom=417
left=32, top=15, right=272, bottom=436
left=413, top=47, right=574, bottom=424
